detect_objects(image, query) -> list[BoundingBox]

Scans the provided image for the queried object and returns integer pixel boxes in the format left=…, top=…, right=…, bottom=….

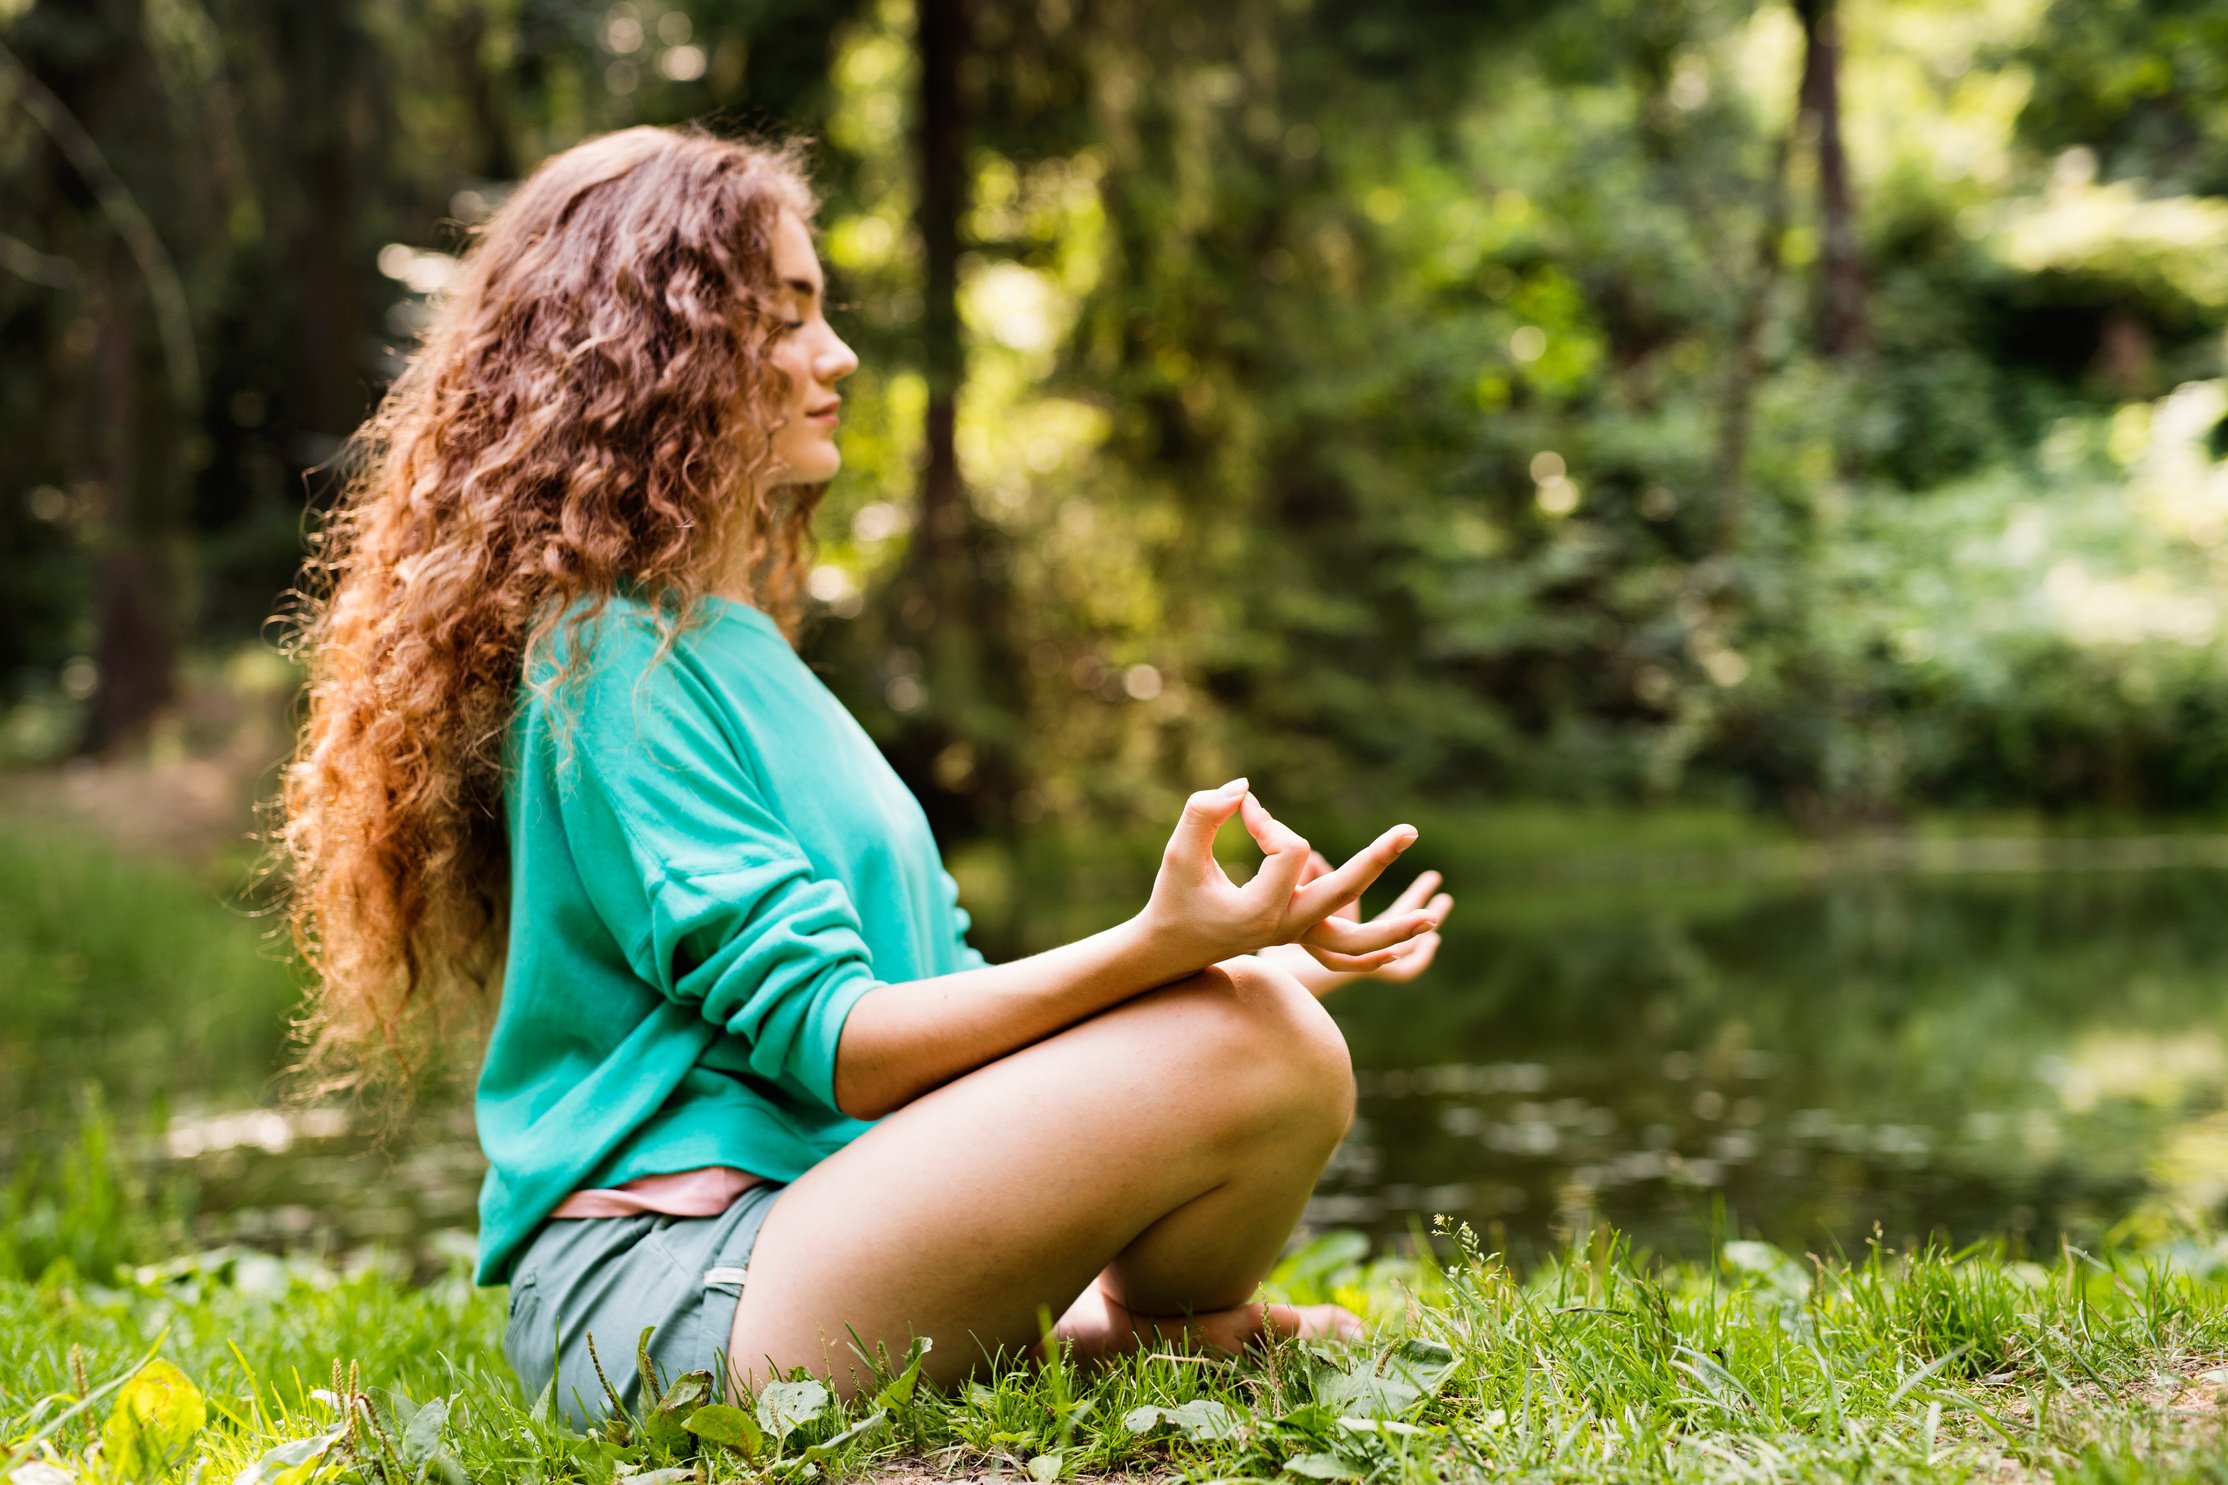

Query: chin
left=771, top=451, right=842, bottom=487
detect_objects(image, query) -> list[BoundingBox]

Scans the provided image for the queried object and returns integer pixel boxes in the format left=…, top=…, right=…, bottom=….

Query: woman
left=277, top=125, right=1453, bottom=1426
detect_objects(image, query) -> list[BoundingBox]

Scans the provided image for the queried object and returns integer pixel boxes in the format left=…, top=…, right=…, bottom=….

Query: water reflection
left=1312, top=866, right=2228, bottom=1262
left=19, top=854, right=2228, bottom=1270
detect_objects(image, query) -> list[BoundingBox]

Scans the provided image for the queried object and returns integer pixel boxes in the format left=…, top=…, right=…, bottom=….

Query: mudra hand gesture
left=1136, top=776, right=1447, bottom=981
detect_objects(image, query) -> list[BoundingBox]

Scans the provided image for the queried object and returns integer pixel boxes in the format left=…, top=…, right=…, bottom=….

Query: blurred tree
left=3, top=0, right=200, bottom=753
left=881, top=0, right=1030, bottom=842
left=1793, top=0, right=1867, bottom=357
left=2020, top=0, right=2228, bottom=196
left=5, top=0, right=2228, bottom=827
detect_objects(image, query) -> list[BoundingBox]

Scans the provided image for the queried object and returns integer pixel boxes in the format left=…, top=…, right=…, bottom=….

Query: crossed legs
left=722, top=955, right=1358, bottom=1394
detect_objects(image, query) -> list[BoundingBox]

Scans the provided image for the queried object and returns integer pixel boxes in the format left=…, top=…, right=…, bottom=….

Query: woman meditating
left=276, top=125, right=1453, bottom=1427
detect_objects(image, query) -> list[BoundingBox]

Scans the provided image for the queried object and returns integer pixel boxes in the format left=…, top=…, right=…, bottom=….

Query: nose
left=815, top=328, right=859, bottom=384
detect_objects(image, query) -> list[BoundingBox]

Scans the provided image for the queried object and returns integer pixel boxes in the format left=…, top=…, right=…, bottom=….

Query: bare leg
left=723, top=955, right=1357, bottom=1394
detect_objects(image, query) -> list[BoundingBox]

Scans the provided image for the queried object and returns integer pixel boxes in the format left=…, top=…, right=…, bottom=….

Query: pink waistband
left=548, top=1165, right=762, bottom=1219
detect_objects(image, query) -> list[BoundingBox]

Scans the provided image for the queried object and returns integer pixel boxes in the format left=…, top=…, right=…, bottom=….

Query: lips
left=806, top=402, right=841, bottom=419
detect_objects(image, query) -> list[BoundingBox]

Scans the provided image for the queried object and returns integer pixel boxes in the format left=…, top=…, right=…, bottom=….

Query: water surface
left=20, top=835, right=2228, bottom=1270
left=1316, top=861, right=2228, bottom=1262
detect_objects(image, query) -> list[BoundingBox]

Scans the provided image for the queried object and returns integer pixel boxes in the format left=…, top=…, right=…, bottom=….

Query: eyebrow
left=782, top=276, right=823, bottom=301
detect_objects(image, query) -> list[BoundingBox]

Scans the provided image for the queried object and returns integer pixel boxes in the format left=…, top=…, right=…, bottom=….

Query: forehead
left=770, top=210, right=822, bottom=292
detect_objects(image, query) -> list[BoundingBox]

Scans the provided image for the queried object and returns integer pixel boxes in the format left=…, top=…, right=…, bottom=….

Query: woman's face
left=765, top=209, right=859, bottom=487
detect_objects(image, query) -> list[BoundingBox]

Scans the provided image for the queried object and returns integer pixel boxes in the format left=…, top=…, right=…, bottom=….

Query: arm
left=831, top=784, right=1435, bottom=1120
left=831, top=915, right=1182, bottom=1120
left=540, top=611, right=1434, bottom=1121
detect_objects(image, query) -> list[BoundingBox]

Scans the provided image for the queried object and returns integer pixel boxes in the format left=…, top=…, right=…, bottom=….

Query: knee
left=1162, top=956, right=1357, bottom=1148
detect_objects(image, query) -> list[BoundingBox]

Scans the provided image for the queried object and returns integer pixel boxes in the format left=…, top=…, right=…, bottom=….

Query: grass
left=13, top=1217, right=2228, bottom=1483
left=0, top=813, right=302, bottom=1132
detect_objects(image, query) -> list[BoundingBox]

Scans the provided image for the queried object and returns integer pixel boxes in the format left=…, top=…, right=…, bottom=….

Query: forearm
left=830, top=914, right=1204, bottom=1120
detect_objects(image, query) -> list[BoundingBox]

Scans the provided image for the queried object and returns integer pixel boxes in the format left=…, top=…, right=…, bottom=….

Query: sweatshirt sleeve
left=940, top=867, right=989, bottom=972
left=539, top=615, right=880, bottom=1112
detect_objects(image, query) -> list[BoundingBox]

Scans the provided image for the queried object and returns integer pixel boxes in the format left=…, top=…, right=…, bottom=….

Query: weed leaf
left=639, top=1396, right=696, bottom=1456
left=1025, top=1450, right=1063, bottom=1481
left=102, top=1359, right=207, bottom=1480
left=529, top=1373, right=557, bottom=1430
left=682, top=1404, right=762, bottom=1458
left=1122, top=1400, right=1240, bottom=1442
left=754, top=1380, right=829, bottom=1440
left=667, top=1371, right=716, bottom=1410
left=227, top=1424, right=347, bottom=1485
left=1282, top=1451, right=1363, bottom=1479
left=1314, top=1338, right=1457, bottom=1418
left=638, top=1368, right=716, bottom=1455
left=399, top=1395, right=448, bottom=1467
left=871, top=1338, right=933, bottom=1412
left=800, top=1407, right=890, bottom=1462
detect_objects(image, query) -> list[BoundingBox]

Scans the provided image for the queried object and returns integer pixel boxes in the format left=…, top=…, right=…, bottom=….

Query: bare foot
left=1050, top=1283, right=1364, bottom=1363
left=1261, top=1301, right=1368, bottom=1343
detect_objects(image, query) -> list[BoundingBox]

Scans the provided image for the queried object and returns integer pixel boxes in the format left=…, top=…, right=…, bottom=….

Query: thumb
left=1165, top=778, right=1250, bottom=865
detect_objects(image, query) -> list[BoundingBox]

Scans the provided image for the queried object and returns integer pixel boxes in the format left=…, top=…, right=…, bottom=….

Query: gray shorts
left=502, top=1182, right=785, bottom=1430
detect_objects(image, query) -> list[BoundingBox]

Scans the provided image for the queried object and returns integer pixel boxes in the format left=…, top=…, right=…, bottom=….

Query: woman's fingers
left=1286, top=824, right=1418, bottom=929
left=1303, top=941, right=1408, bottom=974
left=1370, top=931, right=1441, bottom=983
left=1164, top=778, right=1250, bottom=867
left=1235, top=792, right=1312, bottom=913
left=1297, top=849, right=1333, bottom=887
left=1382, top=869, right=1444, bottom=916
left=1303, top=906, right=1439, bottom=956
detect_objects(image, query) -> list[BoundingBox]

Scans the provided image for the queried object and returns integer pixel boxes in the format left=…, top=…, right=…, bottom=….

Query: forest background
left=13, top=0, right=2228, bottom=867
left=28, top=12, right=2228, bottom=1470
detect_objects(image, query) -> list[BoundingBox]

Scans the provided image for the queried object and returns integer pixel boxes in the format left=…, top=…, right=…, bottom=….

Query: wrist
left=1115, top=908, right=1219, bottom=989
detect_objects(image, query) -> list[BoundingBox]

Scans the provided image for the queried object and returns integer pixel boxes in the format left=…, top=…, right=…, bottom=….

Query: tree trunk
left=1711, top=130, right=1794, bottom=558
left=1794, top=0, right=1868, bottom=357
left=14, top=0, right=189, bottom=754
left=80, top=241, right=181, bottom=755
left=893, top=0, right=1025, bottom=840
left=279, top=2, right=375, bottom=451
left=916, top=0, right=966, bottom=593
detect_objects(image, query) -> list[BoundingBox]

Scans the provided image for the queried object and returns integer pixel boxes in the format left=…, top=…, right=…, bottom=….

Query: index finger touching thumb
left=1166, top=777, right=1250, bottom=859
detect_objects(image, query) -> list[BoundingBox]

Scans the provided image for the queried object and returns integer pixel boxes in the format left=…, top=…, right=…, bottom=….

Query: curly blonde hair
left=269, top=125, right=825, bottom=1106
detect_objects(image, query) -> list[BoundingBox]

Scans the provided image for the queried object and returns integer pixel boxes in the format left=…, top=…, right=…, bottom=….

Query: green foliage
left=13, top=0, right=2228, bottom=830
left=0, top=1086, right=190, bottom=1287
left=97, top=1359, right=207, bottom=1481
left=0, top=816, right=301, bottom=1129
left=0, top=816, right=303, bottom=1283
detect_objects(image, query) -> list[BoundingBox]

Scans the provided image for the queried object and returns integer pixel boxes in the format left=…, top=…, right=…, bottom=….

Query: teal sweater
left=473, top=593, right=984, bottom=1286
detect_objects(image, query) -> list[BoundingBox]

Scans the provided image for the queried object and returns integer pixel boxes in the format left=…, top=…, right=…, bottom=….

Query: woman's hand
left=1134, top=778, right=1434, bottom=978
left=1260, top=850, right=1453, bottom=997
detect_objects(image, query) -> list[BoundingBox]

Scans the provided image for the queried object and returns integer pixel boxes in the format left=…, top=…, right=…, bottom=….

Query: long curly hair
left=269, top=125, right=824, bottom=1108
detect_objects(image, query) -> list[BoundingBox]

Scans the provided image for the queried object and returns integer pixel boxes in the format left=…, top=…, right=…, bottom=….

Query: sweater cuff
left=794, top=968, right=883, bottom=1115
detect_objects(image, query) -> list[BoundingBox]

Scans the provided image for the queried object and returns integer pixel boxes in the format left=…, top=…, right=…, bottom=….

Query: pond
left=13, top=822, right=2228, bottom=1273
left=1317, top=854, right=2228, bottom=1263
